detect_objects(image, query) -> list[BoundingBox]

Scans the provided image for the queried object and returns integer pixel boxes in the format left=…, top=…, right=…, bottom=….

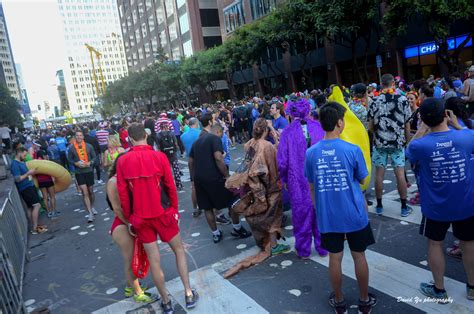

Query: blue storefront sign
left=404, top=34, right=472, bottom=59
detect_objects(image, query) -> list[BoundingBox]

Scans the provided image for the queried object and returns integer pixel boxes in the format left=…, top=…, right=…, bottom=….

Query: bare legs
left=40, top=186, right=56, bottom=214
left=167, top=234, right=193, bottom=296
left=329, top=250, right=370, bottom=302
left=112, top=225, right=143, bottom=295
left=79, top=184, right=94, bottom=215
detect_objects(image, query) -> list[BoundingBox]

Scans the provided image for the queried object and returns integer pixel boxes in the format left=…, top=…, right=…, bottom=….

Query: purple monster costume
left=277, top=98, right=328, bottom=257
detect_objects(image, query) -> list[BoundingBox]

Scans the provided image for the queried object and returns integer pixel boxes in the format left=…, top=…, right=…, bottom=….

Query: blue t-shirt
left=406, top=129, right=474, bottom=221
left=55, top=136, right=67, bottom=152
left=11, top=160, right=35, bottom=191
left=272, top=116, right=289, bottom=131
left=171, top=120, right=181, bottom=136
left=181, top=128, right=201, bottom=157
left=222, top=133, right=230, bottom=166
left=305, top=138, right=369, bottom=233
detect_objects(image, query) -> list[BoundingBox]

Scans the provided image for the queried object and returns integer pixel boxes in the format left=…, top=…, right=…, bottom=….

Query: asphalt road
left=22, top=144, right=469, bottom=314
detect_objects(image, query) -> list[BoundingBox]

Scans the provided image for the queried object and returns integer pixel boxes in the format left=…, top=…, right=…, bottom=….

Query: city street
left=22, top=145, right=470, bottom=314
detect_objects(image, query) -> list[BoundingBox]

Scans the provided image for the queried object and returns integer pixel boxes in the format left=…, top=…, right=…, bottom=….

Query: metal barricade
left=0, top=184, right=28, bottom=314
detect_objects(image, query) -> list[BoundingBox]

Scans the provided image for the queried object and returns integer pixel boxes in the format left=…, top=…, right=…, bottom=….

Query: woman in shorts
left=106, top=154, right=152, bottom=303
left=35, top=150, right=59, bottom=218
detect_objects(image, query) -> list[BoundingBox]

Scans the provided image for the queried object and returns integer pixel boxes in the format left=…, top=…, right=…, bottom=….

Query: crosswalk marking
left=94, top=232, right=470, bottom=314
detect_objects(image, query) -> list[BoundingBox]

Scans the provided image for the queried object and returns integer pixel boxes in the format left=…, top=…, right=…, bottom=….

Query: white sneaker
left=97, top=180, right=105, bottom=185
left=92, top=208, right=98, bottom=215
left=87, top=214, right=94, bottom=223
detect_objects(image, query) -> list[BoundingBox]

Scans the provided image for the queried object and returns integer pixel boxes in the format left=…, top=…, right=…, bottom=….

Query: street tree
left=0, top=84, right=23, bottom=127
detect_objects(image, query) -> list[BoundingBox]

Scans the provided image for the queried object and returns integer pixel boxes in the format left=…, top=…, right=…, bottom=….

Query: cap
left=351, top=83, right=367, bottom=95
left=419, top=98, right=445, bottom=122
left=160, top=113, right=167, bottom=118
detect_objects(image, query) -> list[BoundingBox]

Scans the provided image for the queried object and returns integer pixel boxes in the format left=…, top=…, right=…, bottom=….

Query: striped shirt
left=154, top=118, right=174, bottom=133
left=96, top=129, right=109, bottom=146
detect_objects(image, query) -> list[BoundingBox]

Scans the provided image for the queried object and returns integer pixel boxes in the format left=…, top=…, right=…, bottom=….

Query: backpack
left=158, top=132, right=176, bottom=158
left=235, top=106, right=248, bottom=121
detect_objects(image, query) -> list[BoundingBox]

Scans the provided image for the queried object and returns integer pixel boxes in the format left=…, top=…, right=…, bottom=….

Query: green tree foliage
left=0, top=84, right=22, bottom=127
left=383, top=0, right=473, bottom=73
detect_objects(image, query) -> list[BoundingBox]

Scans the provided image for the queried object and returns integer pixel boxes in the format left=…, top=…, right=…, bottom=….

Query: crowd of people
left=4, top=66, right=474, bottom=314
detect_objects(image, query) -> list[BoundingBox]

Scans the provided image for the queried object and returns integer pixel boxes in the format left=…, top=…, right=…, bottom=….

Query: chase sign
left=404, top=34, right=472, bottom=59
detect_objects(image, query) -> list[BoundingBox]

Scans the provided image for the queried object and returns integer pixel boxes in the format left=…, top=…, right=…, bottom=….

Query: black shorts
left=20, top=186, right=40, bottom=208
left=38, top=181, right=55, bottom=189
left=194, top=179, right=233, bottom=211
left=321, top=223, right=375, bottom=253
left=75, top=172, right=95, bottom=187
left=420, top=215, right=474, bottom=242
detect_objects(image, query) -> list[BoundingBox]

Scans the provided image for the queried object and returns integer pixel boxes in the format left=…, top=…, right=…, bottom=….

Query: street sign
left=376, top=55, right=382, bottom=68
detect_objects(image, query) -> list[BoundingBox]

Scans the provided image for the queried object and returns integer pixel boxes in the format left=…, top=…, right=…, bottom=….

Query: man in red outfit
left=117, top=123, right=198, bottom=314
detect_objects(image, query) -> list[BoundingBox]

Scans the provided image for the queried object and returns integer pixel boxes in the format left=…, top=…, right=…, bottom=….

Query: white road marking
left=288, top=289, right=301, bottom=297
left=78, top=231, right=88, bottom=236
left=105, top=288, right=117, bottom=295
left=24, top=299, right=35, bottom=307
left=191, top=233, right=200, bottom=237
left=284, top=225, right=294, bottom=230
left=281, top=260, right=293, bottom=267
left=236, top=244, right=247, bottom=250
left=383, top=180, right=392, bottom=184
left=70, top=226, right=80, bottom=231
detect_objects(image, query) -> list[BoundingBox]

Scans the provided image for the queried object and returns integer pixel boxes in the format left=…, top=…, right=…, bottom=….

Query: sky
left=3, top=0, right=66, bottom=109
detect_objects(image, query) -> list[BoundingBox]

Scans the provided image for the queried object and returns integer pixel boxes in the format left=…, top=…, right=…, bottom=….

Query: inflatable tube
left=26, top=160, right=72, bottom=192
left=328, top=86, right=372, bottom=190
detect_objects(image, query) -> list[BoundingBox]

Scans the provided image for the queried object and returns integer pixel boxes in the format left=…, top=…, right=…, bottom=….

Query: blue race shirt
left=272, top=116, right=289, bottom=131
left=11, top=160, right=35, bottom=191
left=222, top=133, right=230, bottom=166
left=55, top=136, right=67, bottom=152
left=406, top=129, right=474, bottom=221
left=305, top=138, right=369, bottom=233
left=181, top=128, right=201, bottom=157
left=171, top=120, right=181, bottom=136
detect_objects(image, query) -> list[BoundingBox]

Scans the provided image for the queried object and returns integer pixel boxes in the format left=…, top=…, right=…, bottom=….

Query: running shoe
left=53, top=211, right=61, bottom=217
left=375, top=206, right=384, bottom=215
left=97, top=180, right=105, bottom=185
left=358, top=293, right=377, bottom=313
left=124, top=285, right=149, bottom=298
left=87, top=214, right=94, bottom=223
left=192, top=209, right=202, bottom=218
left=47, top=212, right=54, bottom=218
left=133, top=292, right=154, bottom=303
left=419, top=283, right=449, bottom=304
left=185, top=289, right=199, bottom=309
left=161, top=300, right=174, bottom=314
left=213, top=231, right=223, bottom=243
left=92, top=208, right=98, bottom=215
left=467, top=284, right=474, bottom=300
left=401, top=206, right=413, bottom=217
left=216, top=214, right=231, bottom=225
left=328, top=292, right=347, bottom=314
left=231, top=226, right=252, bottom=239
left=271, top=243, right=291, bottom=255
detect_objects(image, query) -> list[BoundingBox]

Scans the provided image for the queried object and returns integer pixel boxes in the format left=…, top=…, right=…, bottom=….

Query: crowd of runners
left=3, top=67, right=474, bottom=313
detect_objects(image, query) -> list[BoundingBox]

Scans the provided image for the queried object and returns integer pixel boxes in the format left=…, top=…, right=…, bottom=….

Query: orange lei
left=73, top=141, right=89, bottom=162
left=381, top=88, right=396, bottom=95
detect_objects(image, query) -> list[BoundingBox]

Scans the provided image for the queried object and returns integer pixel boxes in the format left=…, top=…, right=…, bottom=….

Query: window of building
left=176, top=0, right=185, bottom=9
left=179, top=13, right=189, bottom=34
left=165, top=0, right=174, bottom=18
left=250, top=0, right=277, bottom=20
left=156, top=1, right=165, bottom=25
left=148, top=15, right=156, bottom=32
left=151, top=38, right=159, bottom=51
left=183, top=40, right=192, bottom=57
left=135, top=28, right=141, bottom=42
left=200, top=9, right=220, bottom=27
left=223, top=1, right=245, bottom=34
left=168, top=21, right=178, bottom=41
left=171, top=44, right=180, bottom=60
left=142, top=23, right=148, bottom=37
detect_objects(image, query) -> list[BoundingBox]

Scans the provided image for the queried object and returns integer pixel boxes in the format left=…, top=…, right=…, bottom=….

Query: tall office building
left=0, top=1, right=21, bottom=101
left=55, top=69, right=70, bottom=115
left=117, top=0, right=222, bottom=72
left=58, top=0, right=128, bottom=115
left=15, top=63, right=31, bottom=116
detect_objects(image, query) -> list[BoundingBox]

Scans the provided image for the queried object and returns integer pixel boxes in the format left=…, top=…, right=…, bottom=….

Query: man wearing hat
left=407, top=98, right=474, bottom=301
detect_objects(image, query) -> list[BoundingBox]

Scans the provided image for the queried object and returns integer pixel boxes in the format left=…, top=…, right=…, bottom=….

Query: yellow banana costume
left=328, top=86, right=372, bottom=190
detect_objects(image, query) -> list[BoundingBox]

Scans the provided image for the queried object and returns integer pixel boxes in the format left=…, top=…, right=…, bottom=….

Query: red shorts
left=109, top=217, right=125, bottom=235
left=129, top=211, right=180, bottom=244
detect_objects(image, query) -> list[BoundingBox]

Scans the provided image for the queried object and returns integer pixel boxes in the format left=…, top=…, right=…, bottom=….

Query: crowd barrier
left=0, top=182, right=28, bottom=314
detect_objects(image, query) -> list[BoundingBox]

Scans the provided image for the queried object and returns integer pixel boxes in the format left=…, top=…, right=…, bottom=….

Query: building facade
left=58, top=0, right=128, bottom=115
left=117, top=0, right=222, bottom=72
left=0, top=2, right=21, bottom=101
left=55, top=69, right=70, bottom=115
left=14, top=63, right=31, bottom=116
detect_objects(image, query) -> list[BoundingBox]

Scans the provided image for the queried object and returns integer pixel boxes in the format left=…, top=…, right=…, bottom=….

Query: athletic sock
left=376, top=198, right=383, bottom=208
left=401, top=199, right=407, bottom=209
left=433, top=286, right=446, bottom=293
left=233, top=223, right=242, bottom=230
left=212, top=229, right=221, bottom=236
